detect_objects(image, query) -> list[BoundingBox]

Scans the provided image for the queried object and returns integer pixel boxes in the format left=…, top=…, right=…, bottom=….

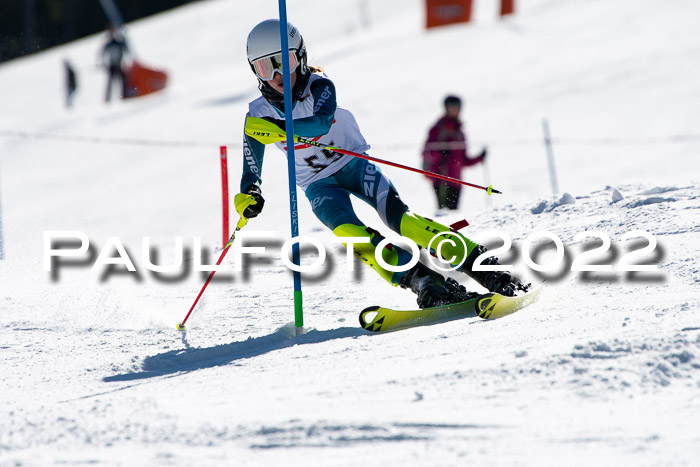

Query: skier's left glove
left=235, top=184, right=265, bottom=219
left=477, top=147, right=488, bottom=162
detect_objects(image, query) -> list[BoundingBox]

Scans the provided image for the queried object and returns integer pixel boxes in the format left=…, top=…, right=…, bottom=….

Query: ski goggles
left=251, top=51, right=299, bottom=81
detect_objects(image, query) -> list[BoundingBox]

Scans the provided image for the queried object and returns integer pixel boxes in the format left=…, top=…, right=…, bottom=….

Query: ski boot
left=463, top=245, right=530, bottom=297
left=400, top=262, right=477, bottom=309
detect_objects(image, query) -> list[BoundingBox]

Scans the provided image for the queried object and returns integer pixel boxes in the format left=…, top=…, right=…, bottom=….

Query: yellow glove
left=234, top=185, right=265, bottom=219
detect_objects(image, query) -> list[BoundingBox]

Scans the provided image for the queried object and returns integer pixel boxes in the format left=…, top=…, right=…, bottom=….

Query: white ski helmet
left=246, top=19, right=309, bottom=104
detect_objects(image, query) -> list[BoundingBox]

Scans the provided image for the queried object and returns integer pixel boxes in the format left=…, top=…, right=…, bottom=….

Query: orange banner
left=500, top=0, right=515, bottom=16
left=425, top=0, right=473, bottom=29
left=124, top=61, right=168, bottom=98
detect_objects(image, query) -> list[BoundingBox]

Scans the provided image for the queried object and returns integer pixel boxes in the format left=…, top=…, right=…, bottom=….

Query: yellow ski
left=359, top=286, right=542, bottom=333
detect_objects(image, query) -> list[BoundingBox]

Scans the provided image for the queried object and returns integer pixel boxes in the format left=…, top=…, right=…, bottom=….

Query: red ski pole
left=244, top=117, right=502, bottom=195
left=301, top=138, right=501, bottom=194
left=177, top=217, right=247, bottom=331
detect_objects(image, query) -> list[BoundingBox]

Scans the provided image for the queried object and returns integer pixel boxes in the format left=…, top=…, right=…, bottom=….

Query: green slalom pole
left=278, top=1, right=304, bottom=333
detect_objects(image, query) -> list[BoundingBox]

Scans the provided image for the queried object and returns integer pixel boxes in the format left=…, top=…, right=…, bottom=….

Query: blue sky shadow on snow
left=104, top=325, right=367, bottom=383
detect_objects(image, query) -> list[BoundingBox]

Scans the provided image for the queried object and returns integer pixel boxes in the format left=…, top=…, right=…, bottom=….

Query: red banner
left=500, top=0, right=515, bottom=16
left=425, top=0, right=473, bottom=29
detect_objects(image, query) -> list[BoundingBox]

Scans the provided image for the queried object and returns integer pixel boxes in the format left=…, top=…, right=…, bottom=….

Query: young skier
left=237, top=19, right=527, bottom=308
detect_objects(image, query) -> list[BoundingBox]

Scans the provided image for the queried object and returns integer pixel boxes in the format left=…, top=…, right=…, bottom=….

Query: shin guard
left=399, top=212, right=479, bottom=271
left=333, top=223, right=413, bottom=285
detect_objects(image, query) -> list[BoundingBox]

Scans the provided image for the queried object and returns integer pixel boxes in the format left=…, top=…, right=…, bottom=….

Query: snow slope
left=1, top=0, right=699, bottom=465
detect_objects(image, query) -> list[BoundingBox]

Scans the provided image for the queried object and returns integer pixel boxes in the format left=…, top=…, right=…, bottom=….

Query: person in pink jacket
left=423, top=95, right=487, bottom=210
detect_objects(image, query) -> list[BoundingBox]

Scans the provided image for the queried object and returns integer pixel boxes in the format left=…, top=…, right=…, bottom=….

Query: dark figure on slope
left=64, top=59, right=77, bottom=108
left=101, top=25, right=130, bottom=102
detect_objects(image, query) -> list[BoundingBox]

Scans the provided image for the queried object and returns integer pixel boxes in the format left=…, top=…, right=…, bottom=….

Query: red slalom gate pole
left=220, top=146, right=229, bottom=248
left=177, top=218, right=247, bottom=331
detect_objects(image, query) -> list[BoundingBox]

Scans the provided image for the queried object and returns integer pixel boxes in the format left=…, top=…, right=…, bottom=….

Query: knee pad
left=333, top=223, right=412, bottom=285
left=399, top=212, right=478, bottom=270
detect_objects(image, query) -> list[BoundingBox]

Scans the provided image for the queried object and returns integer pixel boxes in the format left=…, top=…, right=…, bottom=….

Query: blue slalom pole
left=278, top=1, right=304, bottom=332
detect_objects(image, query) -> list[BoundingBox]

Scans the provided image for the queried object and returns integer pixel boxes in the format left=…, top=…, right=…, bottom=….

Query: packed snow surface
left=1, top=0, right=699, bottom=465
